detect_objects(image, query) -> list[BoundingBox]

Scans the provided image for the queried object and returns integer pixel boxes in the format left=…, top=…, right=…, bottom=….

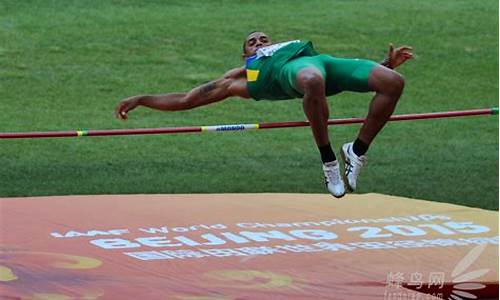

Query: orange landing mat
left=0, top=193, right=498, bottom=300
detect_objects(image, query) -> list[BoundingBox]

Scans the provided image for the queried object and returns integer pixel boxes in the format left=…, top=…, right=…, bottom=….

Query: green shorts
left=278, top=54, right=378, bottom=98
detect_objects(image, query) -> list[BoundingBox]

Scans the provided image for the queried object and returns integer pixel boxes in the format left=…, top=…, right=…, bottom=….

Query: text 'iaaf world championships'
left=51, top=214, right=451, bottom=238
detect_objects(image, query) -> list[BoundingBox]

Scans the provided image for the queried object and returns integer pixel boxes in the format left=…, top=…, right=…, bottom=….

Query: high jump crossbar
left=0, top=107, right=497, bottom=139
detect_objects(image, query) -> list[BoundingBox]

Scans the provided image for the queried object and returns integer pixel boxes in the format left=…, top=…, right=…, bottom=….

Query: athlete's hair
left=242, top=31, right=260, bottom=54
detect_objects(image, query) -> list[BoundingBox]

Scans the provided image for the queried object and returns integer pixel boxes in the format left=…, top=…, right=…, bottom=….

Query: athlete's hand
left=387, top=44, right=413, bottom=69
left=115, top=96, right=140, bottom=120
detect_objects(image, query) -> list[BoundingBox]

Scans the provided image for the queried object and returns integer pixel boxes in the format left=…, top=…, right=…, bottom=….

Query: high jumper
left=115, top=31, right=413, bottom=198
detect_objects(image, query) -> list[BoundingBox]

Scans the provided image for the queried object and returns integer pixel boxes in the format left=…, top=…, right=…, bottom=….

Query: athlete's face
left=243, top=32, right=271, bottom=57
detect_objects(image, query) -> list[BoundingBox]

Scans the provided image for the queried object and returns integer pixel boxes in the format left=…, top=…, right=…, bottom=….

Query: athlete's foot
left=340, top=142, right=367, bottom=192
left=322, top=161, right=346, bottom=198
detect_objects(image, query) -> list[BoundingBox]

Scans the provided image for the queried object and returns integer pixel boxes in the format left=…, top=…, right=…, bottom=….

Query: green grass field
left=1, top=0, right=498, bottom=210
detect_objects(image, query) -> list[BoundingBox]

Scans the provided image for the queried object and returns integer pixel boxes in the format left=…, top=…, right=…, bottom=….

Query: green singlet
left=245, top=41, right=378, bottom=100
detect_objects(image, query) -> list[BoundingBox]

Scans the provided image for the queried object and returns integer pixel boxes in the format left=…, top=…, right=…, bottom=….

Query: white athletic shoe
left=340, top=142, right=367, bottom=192
left=322, top=161, right=346, bottom=198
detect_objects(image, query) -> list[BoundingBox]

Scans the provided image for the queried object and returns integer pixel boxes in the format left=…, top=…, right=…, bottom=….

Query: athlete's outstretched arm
left=115, top=68, right=247, bottom=120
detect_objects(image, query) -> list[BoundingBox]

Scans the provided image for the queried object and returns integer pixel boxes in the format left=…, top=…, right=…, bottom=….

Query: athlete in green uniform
left=115, top=32, right=413, bottom=198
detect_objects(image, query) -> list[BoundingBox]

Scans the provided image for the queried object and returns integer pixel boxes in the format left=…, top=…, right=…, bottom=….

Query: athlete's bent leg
left=358, top=65, right=405, bottom=145
left=296, top=68, right=345, bottom=198
left=341, top=65, right=404, bottom=192
left=296, top=68, right=330, bottom=147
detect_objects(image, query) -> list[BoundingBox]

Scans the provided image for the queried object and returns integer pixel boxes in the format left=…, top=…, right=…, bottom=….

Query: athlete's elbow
left=177, top=96, right=198, bottom=110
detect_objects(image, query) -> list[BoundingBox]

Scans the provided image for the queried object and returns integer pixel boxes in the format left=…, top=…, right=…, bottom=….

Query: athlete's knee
left=296, top=69, right=325, bottom=92
left=389, top=72, right=405, bottom=95
left=374, top=70, right=404, bottom=98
